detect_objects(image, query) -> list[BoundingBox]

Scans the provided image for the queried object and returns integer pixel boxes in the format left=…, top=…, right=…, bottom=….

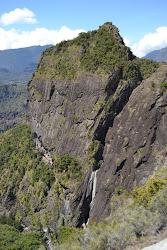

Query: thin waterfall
left=90, top=169, right=98, bottom=208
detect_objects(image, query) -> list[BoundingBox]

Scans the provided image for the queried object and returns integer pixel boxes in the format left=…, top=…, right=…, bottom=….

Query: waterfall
left=81, top=169, right=99, bottom=228
left=84, top=169, right=99, bottom=226
left=90, top=169, right=98, bottom=209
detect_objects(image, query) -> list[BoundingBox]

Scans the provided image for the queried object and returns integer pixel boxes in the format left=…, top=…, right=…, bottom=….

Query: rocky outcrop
left=28, top=71, right=139, bottom=227
left=89, top=65, right=167, bottom=222
left=27, top=22, right=164, bottom=228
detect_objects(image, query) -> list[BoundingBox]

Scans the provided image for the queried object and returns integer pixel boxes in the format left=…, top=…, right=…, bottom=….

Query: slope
left=144, top=46, right=167, bottom=62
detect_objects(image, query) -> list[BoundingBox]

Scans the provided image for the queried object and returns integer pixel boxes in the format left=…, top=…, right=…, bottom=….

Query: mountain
left=1, top=22, right=167, bottom=249
left=0, top=46, right=52, bottom=133
left=0, top=45, right=52, bottom=73
left=0, top=83, right=28, bottom=133
left=27, top=19, right=163, bottom=226
left=0, top=65, right=36, bottom=83
left=144, top=46, right=167, bottom=62
left=0, top=45, right=52, bottom=83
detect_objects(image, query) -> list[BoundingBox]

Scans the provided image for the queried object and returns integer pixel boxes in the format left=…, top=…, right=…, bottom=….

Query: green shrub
left=98, top=101, right=104, bottom=108
left=151, top=81, right=155, bottom=88
left=0, top=224, right=43, bottom=250
left=0, top=215, right=23, bottom=231
left=159, top=81, right=167, bottom=95
left=132, top=173, right=167, bottom=206
left=0, top=124, right=56, bottom=225
left=33, top=163, right=55, bottom=189
left=35, top=23, right=134, bottom=80
left=122, top=61, right=141, bottom=81
left=53, top=154, right=82, bottom=177
left=136, top=59, right=159, bottom=80
left=56, top=226, right=75, bottom=244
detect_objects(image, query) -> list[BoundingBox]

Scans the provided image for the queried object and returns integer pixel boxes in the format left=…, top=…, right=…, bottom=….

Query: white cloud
left=0, top=26, right=85, bottom=50
left=0, top=8, right=37, bottom=25
left=123, top=37, right=130, bottom=46
left=130, top=26, right=167, bottom=57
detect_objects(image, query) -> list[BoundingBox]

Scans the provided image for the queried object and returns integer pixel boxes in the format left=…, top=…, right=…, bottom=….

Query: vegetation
left=159, top=81, right=167, bottom=95
left=51, top=167, right=167, bottom=249
left=56, top=226, right=75, bottom=244
left=150, top=81, right=155, bottom=90
left=0, top=215, right=23, bottom=232
left=2, top=160, right=167, bottom=249
left=0, top=83, right=28, bottom=133
left=34, top=23, right=159, bottom=84
left=0, top=224, right=43, bottom=250
left=0, top=22, right=165, bottom=249
left=53, top=154, right=83, bottom=188
left=0, top=83, right=27, bottom=113
left=0, top=124, right=83, bottom=243
left=0, top=214, right=44, bottom=249
left=0, top=124, right=55, bottom=226
left=132, top=170, right=167, bottom=205
left=0, top=124, right=55, bottom=191
left=135, top=58, right=159, bottom=80
left=122, top=60, right=141, bottom=81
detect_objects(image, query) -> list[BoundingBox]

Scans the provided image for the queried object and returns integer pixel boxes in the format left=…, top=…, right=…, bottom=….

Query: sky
left=0, top=0, right=167, bottom=57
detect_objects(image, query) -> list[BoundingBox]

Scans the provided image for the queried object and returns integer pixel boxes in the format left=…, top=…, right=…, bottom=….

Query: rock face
left=28, top=22, right=165, bottom=228
left=89, top=65, right=167, bottom=222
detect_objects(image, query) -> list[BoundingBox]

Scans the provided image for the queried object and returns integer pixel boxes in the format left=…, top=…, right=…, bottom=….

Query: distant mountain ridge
left=0, top=63, right=37, bottom=83
left=0, top=45, right=52, bottom=133
left=0, top=83, right=28, bottom=133
left=0, top=45, right=52, bottom=73
left=144, top=46, right=167, bottom=62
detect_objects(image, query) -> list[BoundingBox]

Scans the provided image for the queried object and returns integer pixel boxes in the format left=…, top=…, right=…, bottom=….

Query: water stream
left=90, top=169, right=98, bottom=209
left=85, top=169, right=99, bottom=226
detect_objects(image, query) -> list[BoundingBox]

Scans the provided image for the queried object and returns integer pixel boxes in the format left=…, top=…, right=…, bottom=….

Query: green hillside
left=1, top=124, right=167, bottom=249
left=0, top=83, right=28, bottom=133
left=0, top=45, right=52, bottom=133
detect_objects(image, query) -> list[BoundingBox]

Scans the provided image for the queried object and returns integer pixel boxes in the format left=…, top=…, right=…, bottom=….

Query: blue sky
left=0, top=0, right=167, bottom=57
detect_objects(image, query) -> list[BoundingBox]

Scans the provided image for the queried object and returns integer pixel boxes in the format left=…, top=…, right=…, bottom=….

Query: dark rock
left=26, top=23, right=166, bottom=229
left=89, top=65, right=167, bottom=222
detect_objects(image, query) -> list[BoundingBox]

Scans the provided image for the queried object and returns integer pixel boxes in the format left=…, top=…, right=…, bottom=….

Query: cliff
left=1, top=21, right=167, bottom=249
left=26, top=22, right=166, bottom=229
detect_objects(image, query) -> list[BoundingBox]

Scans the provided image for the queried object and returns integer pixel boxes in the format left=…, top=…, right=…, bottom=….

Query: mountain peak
left=33, top=22, right=134, bottom=81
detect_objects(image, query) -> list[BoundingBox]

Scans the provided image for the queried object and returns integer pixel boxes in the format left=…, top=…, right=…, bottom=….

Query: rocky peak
left=27, top=23, right=161, bottom=228
left=99, top=22, right=124, bottom=44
